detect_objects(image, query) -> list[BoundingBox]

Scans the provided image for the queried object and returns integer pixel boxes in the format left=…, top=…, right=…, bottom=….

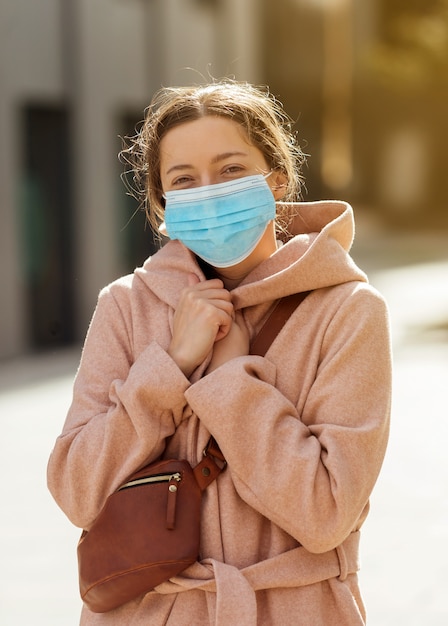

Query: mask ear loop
left=158, top=189, right=168, bottom=235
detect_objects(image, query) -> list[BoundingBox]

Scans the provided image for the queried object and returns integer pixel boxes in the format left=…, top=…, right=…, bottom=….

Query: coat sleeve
left=184, top=285, right=392, bottom=553
left=47, top=285, right=191, bottom=529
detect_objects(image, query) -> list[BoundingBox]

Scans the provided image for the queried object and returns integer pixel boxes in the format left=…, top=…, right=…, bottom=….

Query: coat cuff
left=116, top=340, right=192, bottom=427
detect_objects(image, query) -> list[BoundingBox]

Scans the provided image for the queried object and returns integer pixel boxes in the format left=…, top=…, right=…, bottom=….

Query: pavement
left=0, top=228, right=447, bottom=625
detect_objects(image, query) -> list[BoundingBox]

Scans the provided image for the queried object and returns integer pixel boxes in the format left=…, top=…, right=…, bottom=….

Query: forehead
left=159, top=116, right=260, bottom=165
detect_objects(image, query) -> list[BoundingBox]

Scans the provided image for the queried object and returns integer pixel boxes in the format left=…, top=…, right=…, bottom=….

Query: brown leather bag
left=78, top=444, right=224, bottom=612
left=77, top=291, right=310, bottom=613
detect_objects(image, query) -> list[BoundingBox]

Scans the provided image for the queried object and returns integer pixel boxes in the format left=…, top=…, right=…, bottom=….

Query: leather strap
left=250, top=292, right=311, bottom=357
left=194, top=448, right=226, bottom=491
left=194, top=437, right=227, bottom=491
left=195, top=291, right=311, bottom=490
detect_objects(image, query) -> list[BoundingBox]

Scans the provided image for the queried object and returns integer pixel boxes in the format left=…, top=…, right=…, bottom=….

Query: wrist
left=167, top=344, right=195, bottom=378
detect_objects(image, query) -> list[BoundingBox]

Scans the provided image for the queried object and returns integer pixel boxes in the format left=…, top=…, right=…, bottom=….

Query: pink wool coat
left=47, top=200, right=392, bottom=625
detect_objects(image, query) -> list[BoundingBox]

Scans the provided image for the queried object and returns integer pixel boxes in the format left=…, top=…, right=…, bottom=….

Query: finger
left=189, top=298, right=234, bottom=322
left=191, top=278, right=226, bottom=292
left=182, top=285, right=233, bottom=307
left=215, top=317, right=233, bottom=342
left=187, top=273, right=200, bottom=287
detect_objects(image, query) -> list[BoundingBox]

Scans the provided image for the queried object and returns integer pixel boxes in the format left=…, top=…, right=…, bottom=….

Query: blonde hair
left=120, top=80, right=306, bottom=239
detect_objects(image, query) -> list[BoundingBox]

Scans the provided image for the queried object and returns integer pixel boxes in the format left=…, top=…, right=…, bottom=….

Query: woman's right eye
left=172, top=176, right=194, bottom=187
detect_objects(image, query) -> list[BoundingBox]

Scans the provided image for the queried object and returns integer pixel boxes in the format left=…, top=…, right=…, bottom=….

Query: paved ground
left=0, top=229, right=447, bottom=625
left=353, top=229, right=448, bottom=626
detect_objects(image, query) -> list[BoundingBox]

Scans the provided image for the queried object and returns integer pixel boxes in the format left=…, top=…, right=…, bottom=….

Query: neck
left=216, top=272, right=247, bottom=291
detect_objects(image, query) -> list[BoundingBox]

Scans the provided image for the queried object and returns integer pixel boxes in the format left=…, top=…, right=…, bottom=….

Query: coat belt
left=154, top=531, right=360, bottom=626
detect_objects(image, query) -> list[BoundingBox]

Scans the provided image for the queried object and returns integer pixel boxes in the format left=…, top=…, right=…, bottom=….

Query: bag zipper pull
left=166, top=473, right=181, bottom=530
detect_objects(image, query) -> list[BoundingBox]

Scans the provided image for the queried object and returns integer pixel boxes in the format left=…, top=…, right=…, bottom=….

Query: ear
left=268, top=171, right=288, bottom=201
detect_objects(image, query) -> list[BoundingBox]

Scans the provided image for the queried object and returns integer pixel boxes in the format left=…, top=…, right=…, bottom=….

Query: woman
left=47, top=81, right=392, bottom=624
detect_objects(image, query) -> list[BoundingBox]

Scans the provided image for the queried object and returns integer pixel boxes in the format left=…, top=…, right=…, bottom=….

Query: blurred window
left=20, top=104, right=75, bottom=349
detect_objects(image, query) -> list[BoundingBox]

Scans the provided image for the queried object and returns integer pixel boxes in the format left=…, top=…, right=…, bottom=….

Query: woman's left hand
left=206, top=311, right=250, bottom=374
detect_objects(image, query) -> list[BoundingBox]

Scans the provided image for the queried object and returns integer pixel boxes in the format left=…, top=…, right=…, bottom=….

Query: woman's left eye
left=222, top=165, right=244, bottom=175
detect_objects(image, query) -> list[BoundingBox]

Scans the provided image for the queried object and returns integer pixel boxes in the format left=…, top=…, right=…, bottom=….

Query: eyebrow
left=165, top=151, right=248, bottom=176
left=211, top=151, right=248, bottom=164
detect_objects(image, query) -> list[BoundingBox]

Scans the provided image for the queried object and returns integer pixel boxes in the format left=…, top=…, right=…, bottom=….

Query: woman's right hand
left=167, top=274, right=234, bottom=377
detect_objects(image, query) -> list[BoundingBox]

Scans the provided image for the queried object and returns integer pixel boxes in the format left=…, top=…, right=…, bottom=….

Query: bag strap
left=194, top=291, right=311, bottom=491
left=250, top=291, right=311, bottom=357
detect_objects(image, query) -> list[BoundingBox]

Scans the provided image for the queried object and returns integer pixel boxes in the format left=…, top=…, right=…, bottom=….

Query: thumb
left=187, top=273, right=200, bottom=287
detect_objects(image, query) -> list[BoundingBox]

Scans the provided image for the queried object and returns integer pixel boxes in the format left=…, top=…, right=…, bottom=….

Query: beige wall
left=0, top=0, right=261, bottom=358
left=1, top=0, right=64, bottom=357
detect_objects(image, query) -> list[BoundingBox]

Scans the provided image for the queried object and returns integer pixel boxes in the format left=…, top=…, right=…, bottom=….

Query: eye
left=172, top=175, right=194, bottom=187
left=222, top=165, right=245, bottom=176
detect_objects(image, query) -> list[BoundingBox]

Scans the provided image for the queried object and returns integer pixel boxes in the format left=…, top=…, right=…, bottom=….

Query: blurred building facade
left=262, top=0, right=448, bottom=222
left=1, top=0, right=447, bottom=359
left=0, top=0, right=261, bottom=358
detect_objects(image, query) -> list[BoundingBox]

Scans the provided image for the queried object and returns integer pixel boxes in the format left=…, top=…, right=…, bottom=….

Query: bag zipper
left=118, top=471, right=182, bottom=530
left=118, top=472, right=182, bottom=491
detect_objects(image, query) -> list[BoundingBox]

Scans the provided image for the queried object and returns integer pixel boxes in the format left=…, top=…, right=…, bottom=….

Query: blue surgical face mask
left=163, top=174, right=276, bottom=268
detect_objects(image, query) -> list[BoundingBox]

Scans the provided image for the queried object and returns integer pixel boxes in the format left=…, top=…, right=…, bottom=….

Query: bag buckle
left=203, top=437, right=227, bottom=469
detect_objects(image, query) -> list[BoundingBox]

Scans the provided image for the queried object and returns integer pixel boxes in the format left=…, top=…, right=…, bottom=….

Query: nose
left=198, top=172, right=215, bottom=187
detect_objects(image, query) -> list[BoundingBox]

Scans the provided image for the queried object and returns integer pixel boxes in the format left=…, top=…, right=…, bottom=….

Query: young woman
left=47, top=81, right=392, bottom=625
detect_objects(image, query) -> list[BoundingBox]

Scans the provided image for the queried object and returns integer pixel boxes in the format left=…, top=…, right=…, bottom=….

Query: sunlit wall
left=263, top=0, right=448, bottom=227
left=1, top=0, right=447, bottom=358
